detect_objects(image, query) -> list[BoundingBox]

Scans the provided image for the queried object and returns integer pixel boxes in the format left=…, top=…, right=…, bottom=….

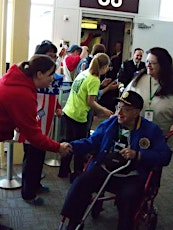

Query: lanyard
left=149, top=77, right=160, bottom=106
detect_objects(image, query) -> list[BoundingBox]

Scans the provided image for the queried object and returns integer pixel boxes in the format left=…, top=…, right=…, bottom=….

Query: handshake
left=58, top=142, right=73, bottom=157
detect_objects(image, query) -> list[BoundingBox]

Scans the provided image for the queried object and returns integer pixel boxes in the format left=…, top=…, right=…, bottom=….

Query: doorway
left=80, top=14, right=133, bottom=112
left=80, top=14, right=133, bottom=61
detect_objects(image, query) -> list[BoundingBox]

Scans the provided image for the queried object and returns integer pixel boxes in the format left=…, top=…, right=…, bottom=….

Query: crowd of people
left=0, top=39, right=172, bottom=230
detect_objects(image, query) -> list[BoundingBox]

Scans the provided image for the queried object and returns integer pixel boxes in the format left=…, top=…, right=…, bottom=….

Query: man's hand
left=120, top=148, right=136, bottom=160
left=58, top=142, right=73, bottom=157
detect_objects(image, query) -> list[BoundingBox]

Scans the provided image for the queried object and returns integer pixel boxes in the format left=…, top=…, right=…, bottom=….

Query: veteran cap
left=117, top=90, right=144, bottom=110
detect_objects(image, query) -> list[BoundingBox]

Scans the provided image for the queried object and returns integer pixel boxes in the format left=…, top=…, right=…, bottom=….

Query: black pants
left=61, top=164, right=144, bottom=230
left=58, top=114, right=87, bottom=176
left=21, top=144, right=45, bottom=200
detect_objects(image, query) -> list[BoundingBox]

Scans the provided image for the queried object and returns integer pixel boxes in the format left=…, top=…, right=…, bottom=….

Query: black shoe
left=24, top=196, right=44, bottom=206
left=58, top=172, right=70, bottom=178
left=58, top=155, right=72, bottom=178
left=58, top=168, right=71, bottom=178
left=0, top=224, right=13, bottom=230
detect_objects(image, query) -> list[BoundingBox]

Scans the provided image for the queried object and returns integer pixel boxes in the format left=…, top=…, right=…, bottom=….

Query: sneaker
left=24, top=196, right=44, bottom=206
left=38, top=185, right=50, bottom=194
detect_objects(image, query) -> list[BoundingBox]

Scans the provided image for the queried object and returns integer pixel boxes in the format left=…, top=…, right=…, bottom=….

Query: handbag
left=102, top=150, right=128, bottom=172
left=101, top=150, right=136, bottom=175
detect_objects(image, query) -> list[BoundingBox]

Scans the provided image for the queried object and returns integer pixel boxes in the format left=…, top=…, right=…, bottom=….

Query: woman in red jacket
left=19, top=41, right=63, bottom=205
left=0, top=54, right=72, bottom=204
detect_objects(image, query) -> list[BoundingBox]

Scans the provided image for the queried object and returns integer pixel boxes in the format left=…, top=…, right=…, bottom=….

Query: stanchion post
left=7, top=141, right=13, bottom=180
left=0, top=141, right=21, bottom=189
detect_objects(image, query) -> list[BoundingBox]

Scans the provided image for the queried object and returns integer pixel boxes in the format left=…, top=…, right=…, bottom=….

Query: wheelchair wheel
left=91, top=200, right=104, bottom=219
left=147, top=213, right=158, bottom=230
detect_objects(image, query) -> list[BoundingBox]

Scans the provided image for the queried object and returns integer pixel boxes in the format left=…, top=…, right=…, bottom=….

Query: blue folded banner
left=54, top=72, right=64, bottom=81
left=37, top=73, right=64, bottom=95
left=37, top=75, right=72, bottom=95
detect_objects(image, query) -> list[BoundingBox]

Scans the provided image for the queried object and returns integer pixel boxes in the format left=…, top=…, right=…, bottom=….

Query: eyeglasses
left=146, top=60, right=158, bottom=65
left=115, top=105, right=135, bottom=113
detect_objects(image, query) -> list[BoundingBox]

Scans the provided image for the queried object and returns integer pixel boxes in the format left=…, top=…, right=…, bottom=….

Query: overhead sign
left=80, top=0, right=139, bottom=14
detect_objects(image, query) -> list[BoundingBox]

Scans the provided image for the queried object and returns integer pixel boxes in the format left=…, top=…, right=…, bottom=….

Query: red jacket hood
left=2, top=64, right=36, bottom=91
left=0, top=64, right=60, bottom=152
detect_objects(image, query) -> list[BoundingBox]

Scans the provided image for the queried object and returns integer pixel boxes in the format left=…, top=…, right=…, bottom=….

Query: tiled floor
left=0, top=113, right=173, bottom=230
left=0, top=152, right=172, bottom=230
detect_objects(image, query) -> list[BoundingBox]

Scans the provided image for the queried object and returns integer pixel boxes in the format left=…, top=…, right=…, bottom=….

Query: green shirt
left=63, top=70, right=100, bottom=122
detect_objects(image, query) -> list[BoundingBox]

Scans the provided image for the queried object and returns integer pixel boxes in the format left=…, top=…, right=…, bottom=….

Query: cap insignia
left=122, top=91, right=129, bottom=99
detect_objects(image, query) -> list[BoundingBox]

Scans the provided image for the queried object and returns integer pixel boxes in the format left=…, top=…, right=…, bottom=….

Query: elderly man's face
left=116, top=102, right=140, bottom=128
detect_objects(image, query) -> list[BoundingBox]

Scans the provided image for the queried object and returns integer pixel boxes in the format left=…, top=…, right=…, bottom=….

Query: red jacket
left=0, top=64, right=60, bottom=152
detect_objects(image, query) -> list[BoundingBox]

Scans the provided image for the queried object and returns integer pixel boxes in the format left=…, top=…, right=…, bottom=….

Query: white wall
left=53, top=6, right=81, bottom=47
left=132, top=18, right=173, bottom=59
left=53, top=0, right=173, bottom=58
left=55, top=0, right=79, bottom=9
left=138, top=0, right=161, bottom=19
left=54, top=0, right=161, bottom=17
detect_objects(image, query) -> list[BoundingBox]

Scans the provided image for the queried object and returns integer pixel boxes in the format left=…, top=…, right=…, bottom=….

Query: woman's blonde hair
left=89, top=53, right=110, bottom=76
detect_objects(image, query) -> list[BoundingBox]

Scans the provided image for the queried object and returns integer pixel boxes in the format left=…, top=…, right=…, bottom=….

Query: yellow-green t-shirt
left=63, top=70, right=100, bottom=122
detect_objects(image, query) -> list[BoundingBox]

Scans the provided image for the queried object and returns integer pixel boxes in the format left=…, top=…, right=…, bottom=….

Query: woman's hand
left=101, top=107, right=113, bottom=117
left=58, top=142, right=73, bottom=157
left=55, top=108, right=62, bottom=118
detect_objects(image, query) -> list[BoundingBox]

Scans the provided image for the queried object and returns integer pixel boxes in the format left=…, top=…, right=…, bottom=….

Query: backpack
left=76, top=55, right=93, bottom=76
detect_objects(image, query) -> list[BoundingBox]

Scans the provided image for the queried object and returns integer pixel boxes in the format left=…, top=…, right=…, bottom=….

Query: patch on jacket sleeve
left=139, top=137, right=150, bottom=149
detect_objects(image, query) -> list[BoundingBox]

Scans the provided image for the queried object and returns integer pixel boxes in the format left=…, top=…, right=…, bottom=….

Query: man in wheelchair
left=60, top=90, right=172, bottom=230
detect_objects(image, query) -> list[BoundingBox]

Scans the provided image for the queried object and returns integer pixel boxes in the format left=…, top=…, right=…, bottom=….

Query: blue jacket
left=70, top=116, right=172, bottom=181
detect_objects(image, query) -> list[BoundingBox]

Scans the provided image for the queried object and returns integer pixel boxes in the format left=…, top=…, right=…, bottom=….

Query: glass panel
left=6, top=1, right=54, bottom=62
left=28, top=5, right=53, bottom=58
left=160, top=0, right=173, bottom=21
left=6, top=1, right=12, bottom=63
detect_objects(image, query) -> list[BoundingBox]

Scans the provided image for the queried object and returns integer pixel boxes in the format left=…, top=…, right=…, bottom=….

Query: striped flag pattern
left=13, top=77, right=64, bottom=143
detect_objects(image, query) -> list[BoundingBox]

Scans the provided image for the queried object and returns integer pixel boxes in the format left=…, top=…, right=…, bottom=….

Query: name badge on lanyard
left=36, top=108, right=45, bottom=120
left=144, top=109, right=154, bottom=122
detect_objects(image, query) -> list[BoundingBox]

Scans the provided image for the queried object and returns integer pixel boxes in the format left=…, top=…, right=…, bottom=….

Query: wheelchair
left=58, top=159, right=162, bottom=230
left=58, top=131, right=173, bottom=230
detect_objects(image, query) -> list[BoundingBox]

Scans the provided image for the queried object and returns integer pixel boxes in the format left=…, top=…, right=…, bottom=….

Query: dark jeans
left=21, top=144, right=45, bottom=200
left=58, top=114, right=87, bottom=176
left=61, top=164, right=144, bottom=230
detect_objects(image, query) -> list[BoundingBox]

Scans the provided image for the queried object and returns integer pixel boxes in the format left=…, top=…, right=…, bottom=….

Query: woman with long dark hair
left=126, top=47, right=173, bottom=150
